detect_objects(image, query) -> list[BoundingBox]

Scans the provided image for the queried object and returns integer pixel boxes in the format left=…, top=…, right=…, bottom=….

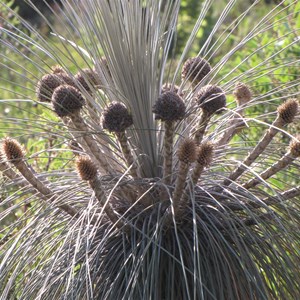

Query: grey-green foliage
left=0, top=1, right=300, bottom=299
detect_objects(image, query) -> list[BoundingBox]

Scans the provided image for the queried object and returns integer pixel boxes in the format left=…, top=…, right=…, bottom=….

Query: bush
left=1, top=1, right=300, bottom=299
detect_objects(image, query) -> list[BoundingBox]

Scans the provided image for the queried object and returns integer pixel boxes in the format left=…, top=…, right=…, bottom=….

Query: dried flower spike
left=196, top=85, right=226, bottom=115
left=76, top=156, right=98, bottom=181
left=1, top=137, right=25, bottom=162
left=102, top=102, right=133, bottom=133
left=153, top=91, right=185, bottom=122
left=52, top=85, right=85, bottom=117
left=177, top=139, right=197, bottom=164
left=196, top=141, right=214, bottom=166
left=233, top=82, right=252, bottom=105
left=181, top=57, right=211, bottom=84
left=191, top=142, right=214, bottom=186
left=289, top=137, right=300, bottom=157
left=277, top=99, right=298, bottom=124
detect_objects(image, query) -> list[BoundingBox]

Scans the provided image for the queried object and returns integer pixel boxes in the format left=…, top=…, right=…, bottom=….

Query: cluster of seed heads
left=1, top=56, right=299, bottom=232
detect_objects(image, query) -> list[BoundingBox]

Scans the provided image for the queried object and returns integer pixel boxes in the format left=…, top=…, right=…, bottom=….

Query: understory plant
left=0, top=0, right=300, bottom=299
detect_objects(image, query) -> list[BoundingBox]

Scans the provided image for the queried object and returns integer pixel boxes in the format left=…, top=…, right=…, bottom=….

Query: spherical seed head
left=1, top=137, right=25, bottom=162
left=197, top=141, right=214, bottom=166
left=36, top=74, right=64, bottom=102
left=75, top=68, right=100, bottom=93
left=153, top=91, right=186, bottom=122
left=196, top=85, right=226, bottom=115
left=177, top=139, right=197, bottom=164
left=102, top=102, right=133, bottom=132
left=76, top=156, right=98, bottom=181
left=277, top=99, right=298, bottom=124
left=233, top=82, right=252, bottom=105
left=289, top=137, right=300, bottom=157
left=52, top=85, right=85, bottom=117
left=181, top=57, right=211, bottom=84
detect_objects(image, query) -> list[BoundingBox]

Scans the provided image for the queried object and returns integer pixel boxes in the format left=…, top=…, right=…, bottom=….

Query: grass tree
left=0, top=0, right=300, bottom=299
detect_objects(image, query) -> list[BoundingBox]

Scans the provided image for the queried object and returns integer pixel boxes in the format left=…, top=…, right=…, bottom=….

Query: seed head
left=102, top=102, right=133, bottom=132
left=233, top=82, right=252, bottom=105
left=197, top=142, right=214, bottom=166
left=277, top=99, right=298, bottom=124
left=1, top=137, right=25, bottom=162
left=52, top=85, right=85, bottom=117
left=177, top=139, right=197, bottom=164
left=36, top=74, right=64, bottom=102
left=196, top=85, right=226, bottom=115
left=289, top=137, right=300, bottom=157
left=75, top=68, right=100, bottom=93
left=153, top=91, right=186, bottom=122
left=76, top=156, right=98, bottom=181
left=181, top=57, right=211, bottom=84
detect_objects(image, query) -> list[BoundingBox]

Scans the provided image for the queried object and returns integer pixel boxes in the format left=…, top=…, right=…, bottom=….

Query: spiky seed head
left=36, top=74, right=64, bottom=102
left=277, top=99, right=298, bottom=124
left=181, top=57, right=211, bottom=84
left=76, top=156, right=98, bottom=181
left=289, top=137, right=300, bottom=157
left=233, top=82, right=252, bottom=105
left=196, top=85, right=226, bottom=115
left=75, top=68, right=100, bottom=93
left=1, top=137, right=25, bottom=162
left=102, top=102, right=133, bottom=132
left=52, top=85, right=85, bottom=117
left=177, top=139, right=197, bottom=164
left=153, top=91, right=186, bottom=122
left=197, top=141, right=214, bottom=166
left=51, top=65, right=66, bottom=74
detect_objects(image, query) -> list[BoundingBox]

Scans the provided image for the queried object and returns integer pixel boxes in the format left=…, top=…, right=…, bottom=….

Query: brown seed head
left=153, top=91, right=186, bottom=122
left=52, top=85, right=85, bottom=117
left=277, top=99, right=298, bottom=124
left=197, top=141, right=214, bottom=166
left=233, top=82, right=252, bottom=105
left=102, top=102, right=133, bottom=132
left=196, top=85, right=226, bottom=115
left=76, top=156, right=98, bottom=181
left=36, top=74, right=64, bottom=102
left=2, top=137, right=25, bottom=162
left=181, top=57, right=211, bottom=84
left=177, top=139, right=197, bottom=164
left=289, top=137, right=300, bottom=157
left=75, top=68, right=100, bottom=93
